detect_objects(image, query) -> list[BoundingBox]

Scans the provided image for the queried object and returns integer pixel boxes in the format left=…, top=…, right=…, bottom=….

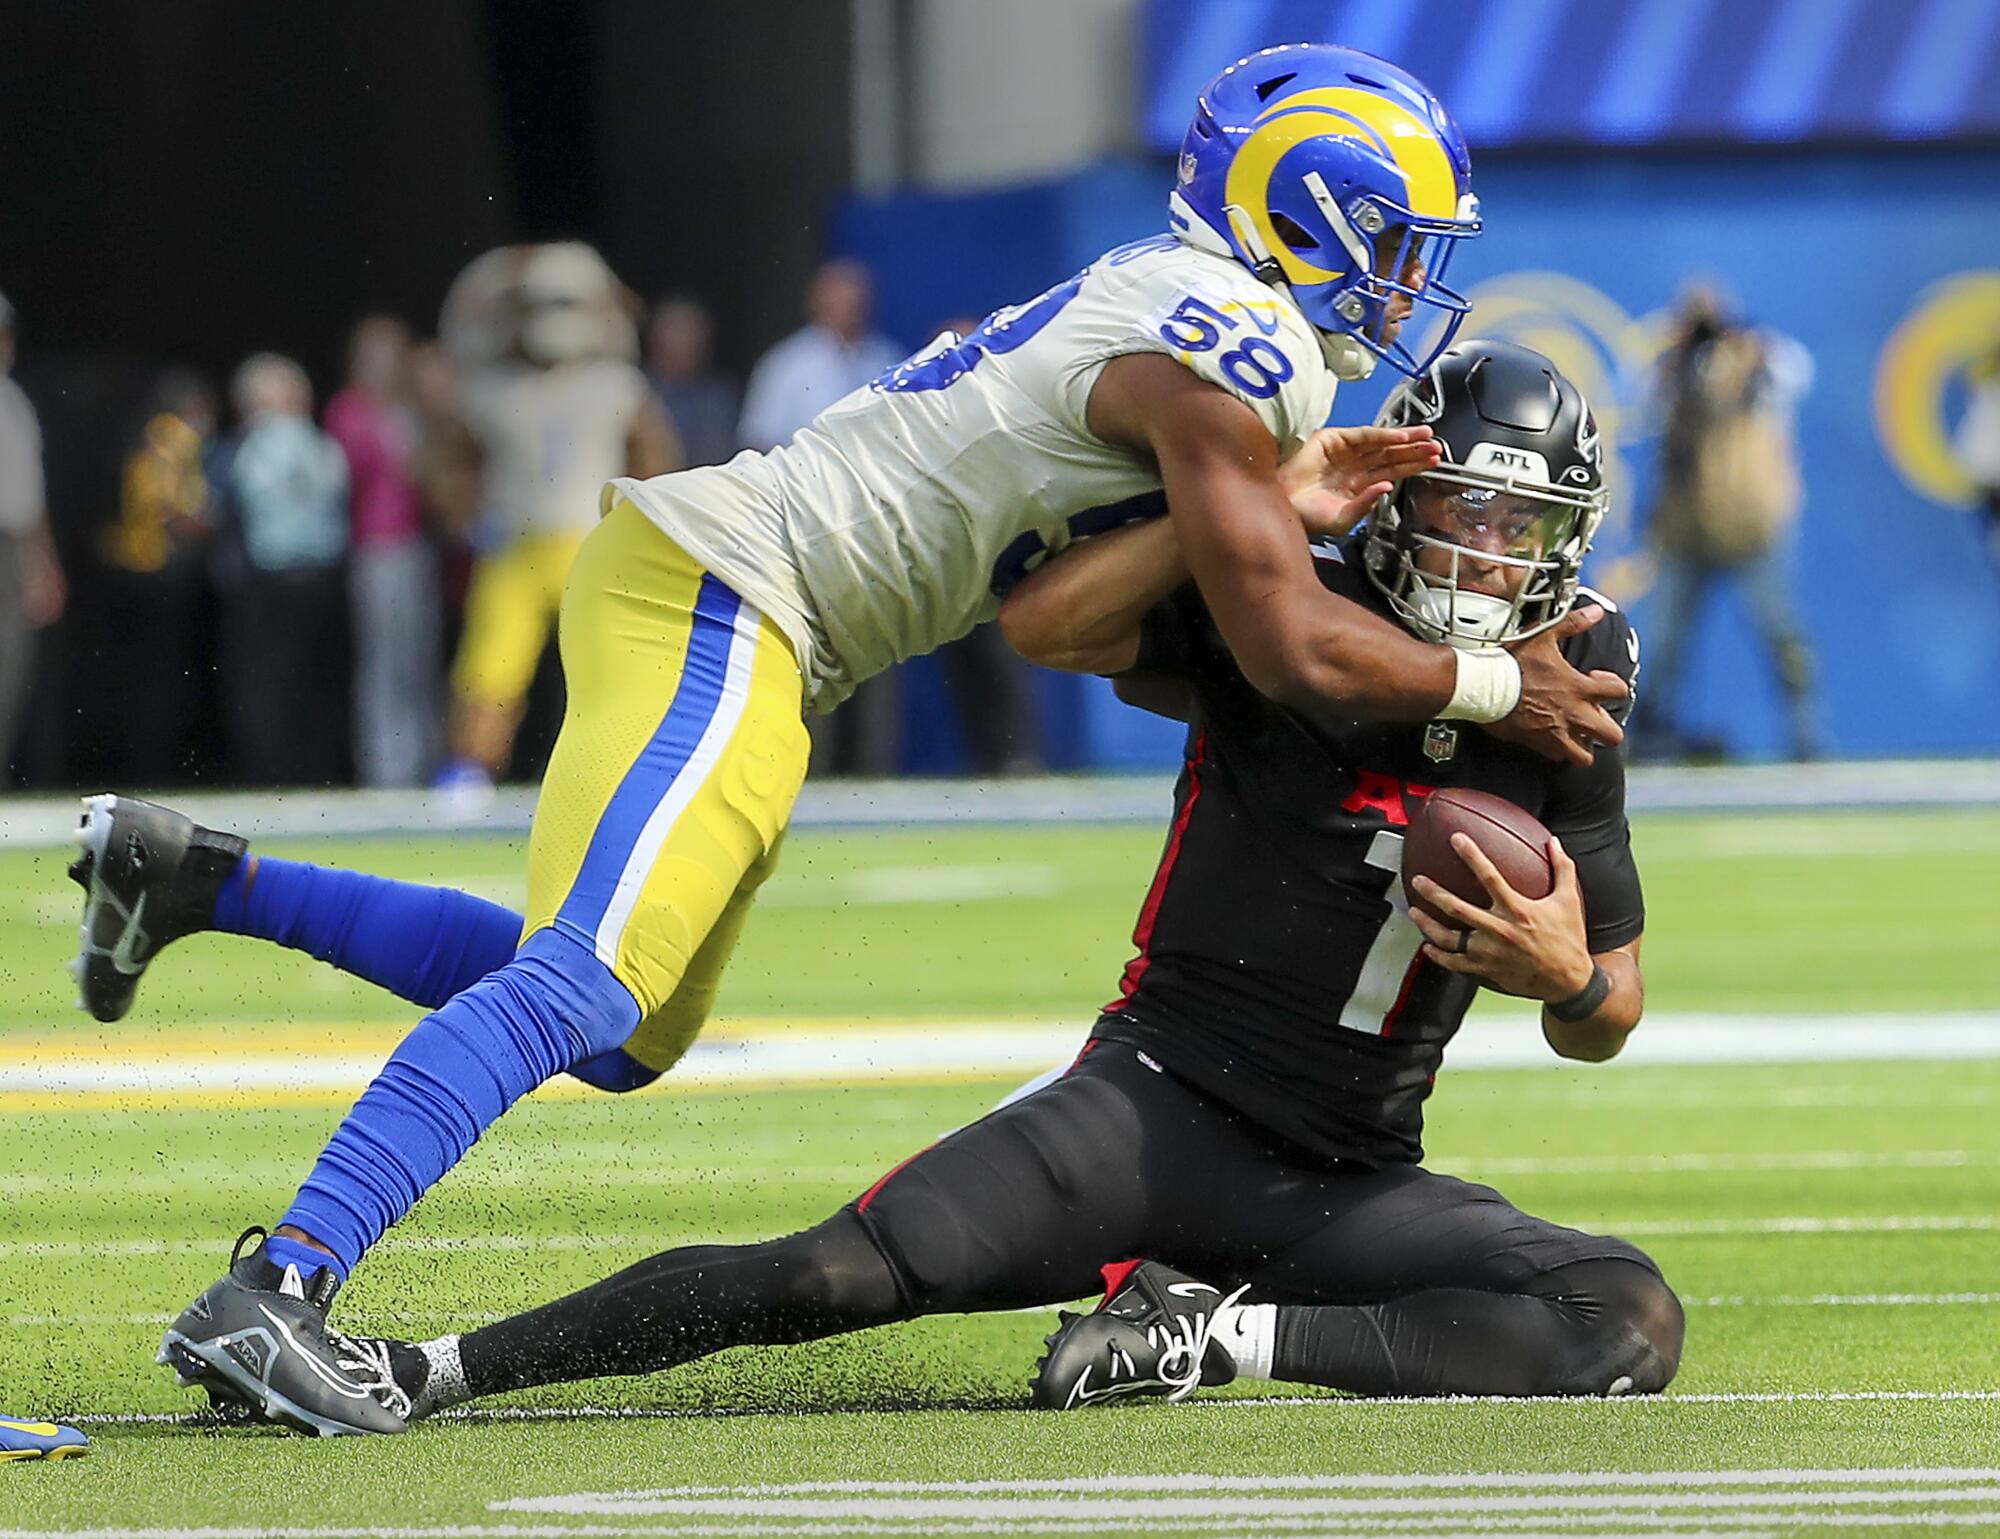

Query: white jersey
left=609, top=236, right=1339, bottom=711
left=465, top=359, right=648, bottom=541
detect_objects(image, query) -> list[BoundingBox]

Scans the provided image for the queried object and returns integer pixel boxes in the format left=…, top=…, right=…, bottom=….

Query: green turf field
left=1, top=808, right=1997, bottom=1536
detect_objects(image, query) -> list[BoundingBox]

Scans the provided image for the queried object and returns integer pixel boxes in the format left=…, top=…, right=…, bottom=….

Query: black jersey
left=1093, top=531, right=1644, bottom=1168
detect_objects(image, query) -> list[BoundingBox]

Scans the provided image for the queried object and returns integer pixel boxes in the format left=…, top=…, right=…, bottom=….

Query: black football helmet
left=1363, top=340, right=1607, bottom=647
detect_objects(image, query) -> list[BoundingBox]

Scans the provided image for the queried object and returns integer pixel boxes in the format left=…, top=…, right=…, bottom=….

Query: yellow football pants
left=520, top=499, right=811, bottom=1072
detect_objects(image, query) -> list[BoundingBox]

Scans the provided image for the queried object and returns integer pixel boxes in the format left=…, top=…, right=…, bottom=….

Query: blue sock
left=212, top=857, right=522, bottom=1011
left=261, top=1233, right=342, bottom=1282
left=276, top=929, right=639, bottom=1275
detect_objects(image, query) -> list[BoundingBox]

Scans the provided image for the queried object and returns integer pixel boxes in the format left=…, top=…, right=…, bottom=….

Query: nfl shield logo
left=1423, top=722, right=1459, bottom=763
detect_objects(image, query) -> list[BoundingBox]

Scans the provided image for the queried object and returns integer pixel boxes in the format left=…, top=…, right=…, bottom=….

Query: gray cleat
left=67, top=794, right=247, bottom=1023
left=157, top=1228, right=407, bottom=1437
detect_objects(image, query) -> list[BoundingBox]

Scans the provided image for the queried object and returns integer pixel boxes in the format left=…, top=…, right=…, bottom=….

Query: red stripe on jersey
left=1379, top=951, right=1426, bottom=1037
left=1104, top=732, right=1209, bottom=1013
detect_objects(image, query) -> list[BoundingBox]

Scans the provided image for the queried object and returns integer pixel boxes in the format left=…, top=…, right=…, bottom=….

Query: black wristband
left=1547, top=963, right=1611, bottom=1023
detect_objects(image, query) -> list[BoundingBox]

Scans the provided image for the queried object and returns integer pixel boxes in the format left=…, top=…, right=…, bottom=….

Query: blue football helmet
left=1169, top=44, right=1481, bottom=380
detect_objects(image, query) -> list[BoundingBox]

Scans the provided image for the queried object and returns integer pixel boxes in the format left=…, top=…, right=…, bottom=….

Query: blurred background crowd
left=1, top=0, right=1996, bottom=793
left=0, top=248, right=1053, bottom=796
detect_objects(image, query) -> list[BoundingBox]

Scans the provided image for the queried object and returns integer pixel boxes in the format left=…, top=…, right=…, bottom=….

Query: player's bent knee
left=566, top=1047, right=663, bottom=1093
left=1612, top=1267, right=1686, bottom=1394
left=1546, top=1259, right=1685, bottom=1397
left=512, top=927, right=643, bottom=1061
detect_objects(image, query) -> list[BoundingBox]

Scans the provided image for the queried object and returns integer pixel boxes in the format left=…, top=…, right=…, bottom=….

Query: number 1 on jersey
left=1339, top=829, right=1427, bottom=1037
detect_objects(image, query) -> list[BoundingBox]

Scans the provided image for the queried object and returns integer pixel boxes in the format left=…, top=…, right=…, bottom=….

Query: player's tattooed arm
left=1087, top=352, right=1460, bottom=721
left=1408, top=834, right=1645, bottom=1061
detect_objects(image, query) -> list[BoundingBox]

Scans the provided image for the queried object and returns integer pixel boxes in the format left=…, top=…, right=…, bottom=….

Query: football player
left=70, top=46, right=1630, bottom=1434
left=317, top=340, right=1677, bottom=1422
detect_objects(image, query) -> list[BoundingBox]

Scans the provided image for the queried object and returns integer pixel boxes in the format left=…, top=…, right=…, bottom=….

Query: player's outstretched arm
left=1089, top=353, right=1458, bottom=721
left=999, top=423, right=1438, bottom=676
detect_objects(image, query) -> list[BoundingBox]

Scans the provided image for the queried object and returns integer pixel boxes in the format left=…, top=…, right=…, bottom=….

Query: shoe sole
left=157, top=1337, right=256, bottom=1414
left=70, top=799, right=154, bottom=1023
left=158, top=1329, right=392, bottom=1438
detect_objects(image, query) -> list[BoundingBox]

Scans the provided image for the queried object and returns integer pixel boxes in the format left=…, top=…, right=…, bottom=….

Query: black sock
left=458, top=1211, right=906, bottom=1398
left=1270, top=1258, right=1684, bottom=1398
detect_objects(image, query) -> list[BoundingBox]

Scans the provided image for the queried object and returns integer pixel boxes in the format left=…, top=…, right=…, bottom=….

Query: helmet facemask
left=1269, top=180, right=1480, bottom=380
left=1366, top=470, right=1605, bottom=649
left=1180, top=178, right=1480, bottom=383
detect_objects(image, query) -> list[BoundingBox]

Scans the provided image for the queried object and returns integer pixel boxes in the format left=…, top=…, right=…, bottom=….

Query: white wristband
left=1440, top=646, right=1522, bottom=723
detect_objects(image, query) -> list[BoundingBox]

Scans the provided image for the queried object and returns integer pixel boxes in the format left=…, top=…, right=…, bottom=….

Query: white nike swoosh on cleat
left=1165, top=1281, right=1220, bottom=1299
left=106, top=890, right=151, bottom=977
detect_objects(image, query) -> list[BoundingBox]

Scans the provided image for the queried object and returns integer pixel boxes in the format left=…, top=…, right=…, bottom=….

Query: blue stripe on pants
left=556, top=572, right=743, bottom=947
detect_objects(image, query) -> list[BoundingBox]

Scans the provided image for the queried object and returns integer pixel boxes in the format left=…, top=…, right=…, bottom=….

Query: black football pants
left=458, top=1043, right=1683, bottom=1400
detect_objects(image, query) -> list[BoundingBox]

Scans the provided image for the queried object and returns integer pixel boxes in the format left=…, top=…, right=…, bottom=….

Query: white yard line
left=1684, top=1293, right=2000, bottom=1308
left=21, top=1294, right=2000, bottom=1333
left=497, top=1486, right=2000, bottom=1517
left=0, top=1233, right=764, bottom=1259
left=1446, top=1151, right=1994, bottom=1176
left=2, top=1016, right=1998, bottom=1102
left=11, top=1214, right=1994, bottom=1264
left=1607, top=1216, right=2000, bottom=1236
left=8, top=762, right=2000, bottom=848
left=72, top=1390, right=2000, bottom=1430
left=558, top=1469, right=2000, bottom=1497
left=0, top=1518, right=1793, bottom=1537
left=1, top=1149, right=1979, bottom=1201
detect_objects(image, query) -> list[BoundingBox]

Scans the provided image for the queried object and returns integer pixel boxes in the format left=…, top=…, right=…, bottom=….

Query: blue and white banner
left=1143, top=0, right=2000, bottom=153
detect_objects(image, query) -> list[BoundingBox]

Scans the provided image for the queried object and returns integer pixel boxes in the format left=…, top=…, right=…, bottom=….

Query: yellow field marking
left=0, top=1014, right=1079, bottom=1112
left=0, top=1065, right=1026, bottom=1114
left=2, top=1013, right=1067, bottom=1055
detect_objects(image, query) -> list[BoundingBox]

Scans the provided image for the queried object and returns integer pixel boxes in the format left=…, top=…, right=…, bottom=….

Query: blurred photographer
left=1639, top=285, right=1821, bottom=761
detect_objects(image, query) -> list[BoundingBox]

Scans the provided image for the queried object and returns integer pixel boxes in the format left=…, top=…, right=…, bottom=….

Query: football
left=1401, top=788, right=1556, bottom=925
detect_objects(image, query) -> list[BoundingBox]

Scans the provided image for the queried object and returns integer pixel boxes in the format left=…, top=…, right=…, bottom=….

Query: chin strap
left=1321, top=333, right=1377, bottom=381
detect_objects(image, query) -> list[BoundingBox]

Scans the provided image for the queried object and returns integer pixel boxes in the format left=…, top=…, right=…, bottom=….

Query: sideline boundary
left=4, top=760, right=2000, bottom=848
left=1, top=1013, right=1996, bottom=1108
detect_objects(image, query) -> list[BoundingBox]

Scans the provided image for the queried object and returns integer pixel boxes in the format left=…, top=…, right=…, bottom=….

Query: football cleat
left=67, top=794, right=247, bottom=1023
left=0, top=1418, right=89, bottom=1461
left=157, top=1228, right=407, bottom=1437
left=324, top=1332, right=458, bottom=1423
left=1030, top=1260, right=1248, bottom=1410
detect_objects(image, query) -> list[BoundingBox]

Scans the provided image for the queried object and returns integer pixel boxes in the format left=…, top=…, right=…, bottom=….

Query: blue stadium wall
left=838, top=149, right=2000, bottom=768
